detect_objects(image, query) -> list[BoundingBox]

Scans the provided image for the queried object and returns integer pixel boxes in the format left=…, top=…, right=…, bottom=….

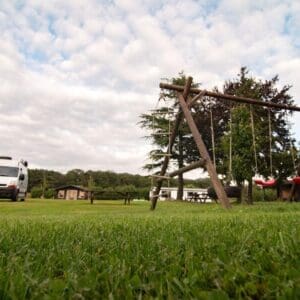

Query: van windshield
left=0, top=166, right=19, bottom=177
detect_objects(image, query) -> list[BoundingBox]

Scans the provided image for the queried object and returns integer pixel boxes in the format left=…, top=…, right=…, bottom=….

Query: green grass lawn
left=0, top=199, right=299, bottom=299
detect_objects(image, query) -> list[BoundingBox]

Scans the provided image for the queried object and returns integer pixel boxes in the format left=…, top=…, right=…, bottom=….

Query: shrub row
left=30, top=186, right=150, bottom=200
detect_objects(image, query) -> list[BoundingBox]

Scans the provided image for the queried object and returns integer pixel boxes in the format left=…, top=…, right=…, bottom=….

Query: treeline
left=28, top=168, right=211, bottom=199
left=28, top=169, right=150, bottom=191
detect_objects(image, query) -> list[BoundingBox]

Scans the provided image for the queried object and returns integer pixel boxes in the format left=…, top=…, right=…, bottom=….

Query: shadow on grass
left=0, top=199, right=17, bottom=203
left=86, top=201, right=136, bottom=206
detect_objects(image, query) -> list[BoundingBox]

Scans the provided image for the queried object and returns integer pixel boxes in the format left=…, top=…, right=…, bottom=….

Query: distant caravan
left=0, top=157, right=28, bottom=201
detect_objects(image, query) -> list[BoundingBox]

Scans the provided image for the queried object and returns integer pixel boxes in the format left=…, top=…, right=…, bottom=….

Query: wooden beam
left=177, top=92, right=231, bottom=209
left=168, top=159, right=206, bottom=178
left=160, top=83, right=300, bottom=112
left=150, top=175, right=171, bottom=180
left=188, top=90, right=207, bottom=108
left=151, top=77, right=193, bottom=210
left=151, top=153, right=172, bottom=156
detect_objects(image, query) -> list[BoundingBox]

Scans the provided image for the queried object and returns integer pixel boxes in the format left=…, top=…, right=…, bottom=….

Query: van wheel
left=20, top=198, right=25, bottom=202
left=11, top=190, right=18, bottom=202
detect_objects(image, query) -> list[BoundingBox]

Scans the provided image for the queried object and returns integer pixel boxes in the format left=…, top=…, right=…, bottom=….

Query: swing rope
left=150, top=95, right=162, bottom=189
left=151, top=113, right=155, bottom=189
left=285, top=112, right=296, bottom=172
left=228, top=103, right=233, bottom=182
left=150, top=94, right=172, bottom=194
left=210, top=106, right=216, bottom=167
left=290, top=141, right=296, bottom=172
left=253, top=108, right=277, bottom=187
left=268, top=108, right=273, bottom=177
left=167, top=104, right=171, bottom=190
left=290, top=142, right=296, bottom=172
left=250, top=105, right=258, bottom=173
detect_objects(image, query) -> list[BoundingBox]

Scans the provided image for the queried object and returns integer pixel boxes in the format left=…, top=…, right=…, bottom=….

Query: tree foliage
left=219, top=67, right=298, bottom=181
left=28, top=168, right=207, bottom=200
left=139, top=72, right=200, bottom=199
left=216, top=68, right=298, bottom=202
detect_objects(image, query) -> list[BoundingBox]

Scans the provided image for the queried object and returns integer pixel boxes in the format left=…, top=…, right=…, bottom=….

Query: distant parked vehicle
left=0, top=156, right=28, bottom=201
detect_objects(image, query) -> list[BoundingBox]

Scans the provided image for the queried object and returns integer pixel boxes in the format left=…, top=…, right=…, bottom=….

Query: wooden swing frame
left=150, top=77, right=300, bottom=210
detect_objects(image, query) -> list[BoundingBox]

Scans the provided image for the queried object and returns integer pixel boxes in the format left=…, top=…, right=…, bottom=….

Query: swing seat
left=254, top=179, right=264, bottom=185
left=253, top=173, right=265, bottom=185
left=255, top=178, right=277, bottom=188
left=262, top=179, right=276, bottom=188
left=292, top=177, right=300, bottom=185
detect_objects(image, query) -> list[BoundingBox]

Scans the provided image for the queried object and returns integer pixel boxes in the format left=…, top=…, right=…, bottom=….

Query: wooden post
left=150, top=77, right=193, bottom=210
left=177, top=92, right=231, bottom=209
left=288, top=182, right=296, bottom=202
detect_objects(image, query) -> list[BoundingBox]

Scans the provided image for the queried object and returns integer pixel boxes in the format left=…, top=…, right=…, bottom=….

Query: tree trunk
left=247, top=179, right=253, bottom=204
left=276, top=184, right=280, bottom=199
left=177, top=174, right=184, bottom=200
left=177, top=133, right=184, bottom=200
left=236, top=182, right=242, bottom=203
left=276, top=177, right=282, bottom=199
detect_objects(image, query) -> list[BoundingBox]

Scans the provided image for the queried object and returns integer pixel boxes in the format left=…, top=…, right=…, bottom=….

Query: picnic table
left=186, top=192, right=210, bottom=203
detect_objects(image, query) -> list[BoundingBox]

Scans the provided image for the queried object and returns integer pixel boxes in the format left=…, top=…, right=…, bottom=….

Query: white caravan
left=0, top=157, right=28, bottom=201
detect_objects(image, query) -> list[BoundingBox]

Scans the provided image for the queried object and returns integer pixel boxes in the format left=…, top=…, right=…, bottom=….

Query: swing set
left=251, top=108, right=300, bottom=192
left=150, top=77, right=300, bottom=210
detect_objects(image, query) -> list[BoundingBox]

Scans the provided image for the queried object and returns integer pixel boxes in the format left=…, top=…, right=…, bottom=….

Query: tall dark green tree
left=140, top=73, right=199, bottom=200
left=219, top=68, right=298, bottom=203
left=140, top=68, right=297, bottom=204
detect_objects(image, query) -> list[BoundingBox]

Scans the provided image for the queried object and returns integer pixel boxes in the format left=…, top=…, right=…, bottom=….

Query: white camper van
left=0, top=157, right=28, bottom=201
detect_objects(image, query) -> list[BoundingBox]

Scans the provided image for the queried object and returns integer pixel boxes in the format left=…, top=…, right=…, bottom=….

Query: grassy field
left=0, top=199, right=299, bottom=299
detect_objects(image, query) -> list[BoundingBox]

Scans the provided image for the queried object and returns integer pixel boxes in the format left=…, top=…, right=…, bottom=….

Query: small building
left=55, top=185, right=93, bottom=200
left=149, top=187, right=212, bottom=203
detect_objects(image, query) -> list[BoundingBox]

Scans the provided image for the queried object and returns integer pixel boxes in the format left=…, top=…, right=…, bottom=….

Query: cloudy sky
left=0, top=0, right=299, bottom=175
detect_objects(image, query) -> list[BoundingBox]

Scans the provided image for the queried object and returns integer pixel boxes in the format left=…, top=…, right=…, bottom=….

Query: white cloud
left=0, top=0, right=299, bottom=175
